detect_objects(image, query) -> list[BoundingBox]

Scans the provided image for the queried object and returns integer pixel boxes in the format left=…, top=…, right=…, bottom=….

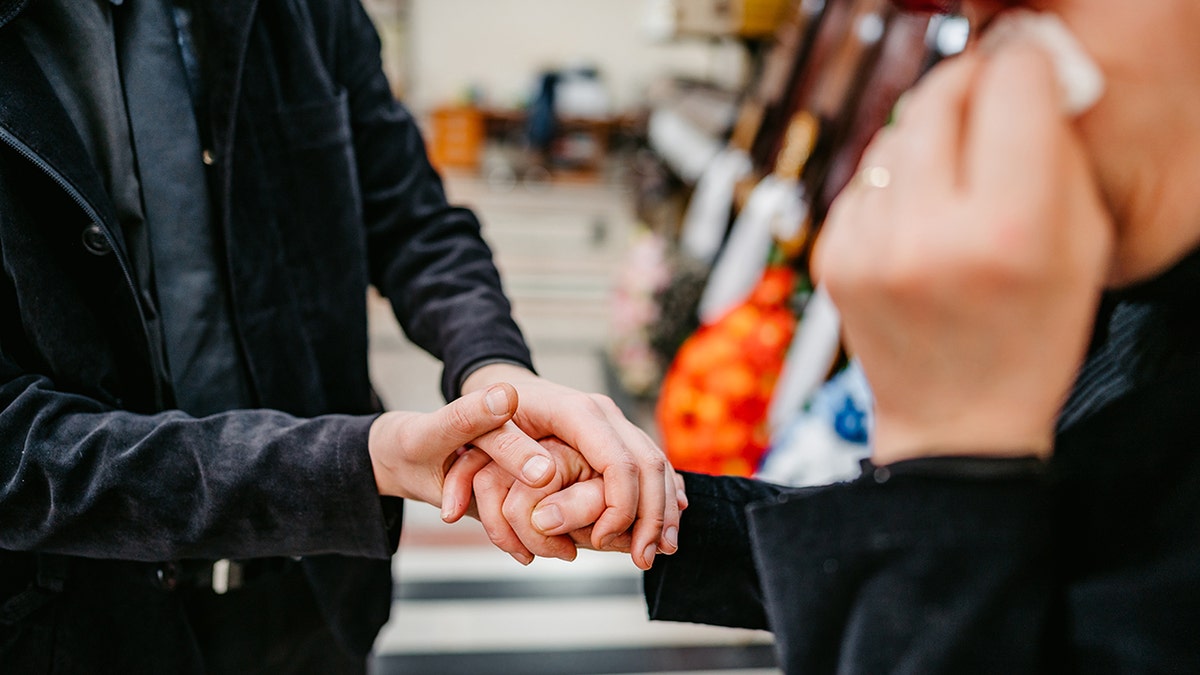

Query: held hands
left=813, top=43, right=1114, bottom=465
left=367, top=368, right=685, bottom=569
left=444, top=437, right=686, bottom=568
left=457, top=364, right=683, bottom=570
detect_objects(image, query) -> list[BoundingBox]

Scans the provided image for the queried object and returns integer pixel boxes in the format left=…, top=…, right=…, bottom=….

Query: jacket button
left=81, top=223, right=112, bottom=256
left=155, top=562, right=179, bottom=591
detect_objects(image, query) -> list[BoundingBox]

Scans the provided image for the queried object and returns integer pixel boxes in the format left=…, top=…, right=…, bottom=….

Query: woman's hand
left=813, top=43, right=1113, bottom=464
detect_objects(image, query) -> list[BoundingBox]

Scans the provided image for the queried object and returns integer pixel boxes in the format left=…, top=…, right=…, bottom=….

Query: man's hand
left=368, top=383, right=555, bottom=508
left=813, top=44, right=1113, bottom=465
left=457, top=364, right=681, bottom=570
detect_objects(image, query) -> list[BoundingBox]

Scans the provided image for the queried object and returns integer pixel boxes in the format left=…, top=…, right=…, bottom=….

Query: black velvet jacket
left=0, top=0, right=532, bottom=667
left=647, top=248, right=1200, bottom=672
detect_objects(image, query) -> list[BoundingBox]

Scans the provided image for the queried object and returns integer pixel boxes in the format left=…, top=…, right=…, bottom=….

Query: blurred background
left=359, top=1, right=966, bottom=672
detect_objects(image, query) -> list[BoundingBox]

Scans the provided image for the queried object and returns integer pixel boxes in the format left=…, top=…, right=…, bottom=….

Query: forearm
left=0, top=372, right=392, bottom=562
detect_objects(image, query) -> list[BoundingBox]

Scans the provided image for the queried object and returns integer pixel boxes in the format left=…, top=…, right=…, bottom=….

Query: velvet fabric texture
left=0, top=0, right=533, bottom=668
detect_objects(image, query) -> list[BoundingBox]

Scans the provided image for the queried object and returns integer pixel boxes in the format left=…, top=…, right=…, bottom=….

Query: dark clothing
left=0, top=0, right=533, bottom=670
left=20, top=0, right=253, bottom=417
left=646, top=247, right=1200, bottom=672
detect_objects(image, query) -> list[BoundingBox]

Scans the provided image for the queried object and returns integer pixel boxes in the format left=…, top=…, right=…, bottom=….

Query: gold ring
left=857, top=165, right=891, bottom=189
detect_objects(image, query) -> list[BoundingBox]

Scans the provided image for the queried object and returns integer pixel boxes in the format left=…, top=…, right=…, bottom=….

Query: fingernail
left=440, top=504, right=453, bottom=522
left=531, top=504, right=564, bottom=532
left=521, top=455, right=553, bottom=484
left=642, top=544, right=657, bottom=568
left=599, top=533, right=617, bottom=550
left=485, top=386, right=510, bottom=416
left=510, top=551, right=533, bottom=566
left=664, top=526, right=678, bottom=551
left=677, top=488, right=689, bottom=508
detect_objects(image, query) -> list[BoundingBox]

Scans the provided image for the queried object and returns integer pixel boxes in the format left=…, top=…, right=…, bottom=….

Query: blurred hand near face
left=813, top=43, right=1114, bottom=464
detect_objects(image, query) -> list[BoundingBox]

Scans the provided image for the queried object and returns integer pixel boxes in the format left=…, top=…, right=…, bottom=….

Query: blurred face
left=905, top=0, right=1200, bottom=285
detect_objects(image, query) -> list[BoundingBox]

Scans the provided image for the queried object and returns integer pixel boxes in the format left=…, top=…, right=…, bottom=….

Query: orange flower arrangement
left=655, top=264, right=798, bottom=476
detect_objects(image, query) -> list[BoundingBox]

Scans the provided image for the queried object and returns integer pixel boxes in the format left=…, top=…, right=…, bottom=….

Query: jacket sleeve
left=331, top=1, right=534, bottom=401
left=647, top=467, right=1057, bottom=673
left=0, top=351, right=396, bottom=562
left=644, top=471, right=788, bottom=630
left=745, top=469, right=1055, bottom=673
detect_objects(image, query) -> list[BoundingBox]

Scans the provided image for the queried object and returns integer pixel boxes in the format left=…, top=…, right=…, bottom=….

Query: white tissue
left=980, top=10, right=1105, bottom=116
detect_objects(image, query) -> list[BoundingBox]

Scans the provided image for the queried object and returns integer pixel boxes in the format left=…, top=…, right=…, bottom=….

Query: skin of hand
left=812, top=43, right=1113, bottom=465
left=459, top=363, right=681, bottom=569
left=444, top=437, right=687, bottom=568
left=367, top=383, right=556, bottom=506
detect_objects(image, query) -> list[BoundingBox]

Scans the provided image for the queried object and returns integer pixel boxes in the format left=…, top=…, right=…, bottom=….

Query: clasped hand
left=368, top=366, right=684, bottom=570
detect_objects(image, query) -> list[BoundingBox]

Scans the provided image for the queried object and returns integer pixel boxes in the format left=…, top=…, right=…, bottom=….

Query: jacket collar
left=0, top=0, right=261, bottom=233
left=0, top=31, right=123, bottom=235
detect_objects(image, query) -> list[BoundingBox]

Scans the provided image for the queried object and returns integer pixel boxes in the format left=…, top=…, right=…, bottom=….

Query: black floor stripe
left=371, top=644, right=778, bottom=674
left=395, top=576, right=642, bottom=601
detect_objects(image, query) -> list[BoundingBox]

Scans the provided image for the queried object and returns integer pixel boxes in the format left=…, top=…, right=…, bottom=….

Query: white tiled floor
left=365, top=173, right=779, bottom=673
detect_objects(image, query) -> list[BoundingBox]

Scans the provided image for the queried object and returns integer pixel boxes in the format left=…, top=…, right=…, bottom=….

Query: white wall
left=405, top=0, right=748, bottom=113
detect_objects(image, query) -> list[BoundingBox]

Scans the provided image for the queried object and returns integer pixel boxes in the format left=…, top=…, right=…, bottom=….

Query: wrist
left=368, top=412, right=403, bottom=496
left=461, top=362, right=538, bottom=394
left=368, top=411, right=427, bottom=500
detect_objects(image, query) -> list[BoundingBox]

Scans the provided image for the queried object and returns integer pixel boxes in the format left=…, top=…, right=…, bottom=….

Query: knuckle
left=589, top=393, right=619, bottom=416
left=610, top=456, right=639, bottom=479
left=487, top=429, right=525, bottom=459
left=501, top=496, right=524, bottom=523
left=610, top=511, right=637, bottom=532
left=473, top=468, right=503, bottom=492
left=481, top=522, right=510, bottom=547
left=644, top=455, right=668, bottom=476
left=444, top=403, right=479, bottom=438
left=640, top=511, right=666, bottom=530
left=572, top=394, right=606, bottom=420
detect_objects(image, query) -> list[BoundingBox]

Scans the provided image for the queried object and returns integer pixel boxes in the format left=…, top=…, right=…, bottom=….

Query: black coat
left=646, top=251, right=1200, bottom=673
left=0, top=0, right=532, bottom=668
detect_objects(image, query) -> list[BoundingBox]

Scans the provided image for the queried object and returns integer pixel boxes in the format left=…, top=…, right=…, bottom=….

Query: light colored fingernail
left=642, top=544, right=657, bottom=568
left=532, top=505, right=564, bottom=532
left=440, top=504, right=453, bottom=522
left=485, top=386, right=510, bottom=416
left=521, top=455, right=553, bottom=484
left=510, top=551, right=533, bottom=566
left=664, top=526, right=678, bottom=551
left=599, top=533, right=617, bottom=550
left=677, top=489, right=689, bottom=508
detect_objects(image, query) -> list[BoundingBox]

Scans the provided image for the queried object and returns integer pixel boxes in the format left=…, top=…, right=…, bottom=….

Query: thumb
left=440, top=383, right=557, bottom=488
left=531, top=478, right=607, bottom=537
left=415, top=383, right=522, bottom=453
left=372, top=384, right=545, bottom=502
